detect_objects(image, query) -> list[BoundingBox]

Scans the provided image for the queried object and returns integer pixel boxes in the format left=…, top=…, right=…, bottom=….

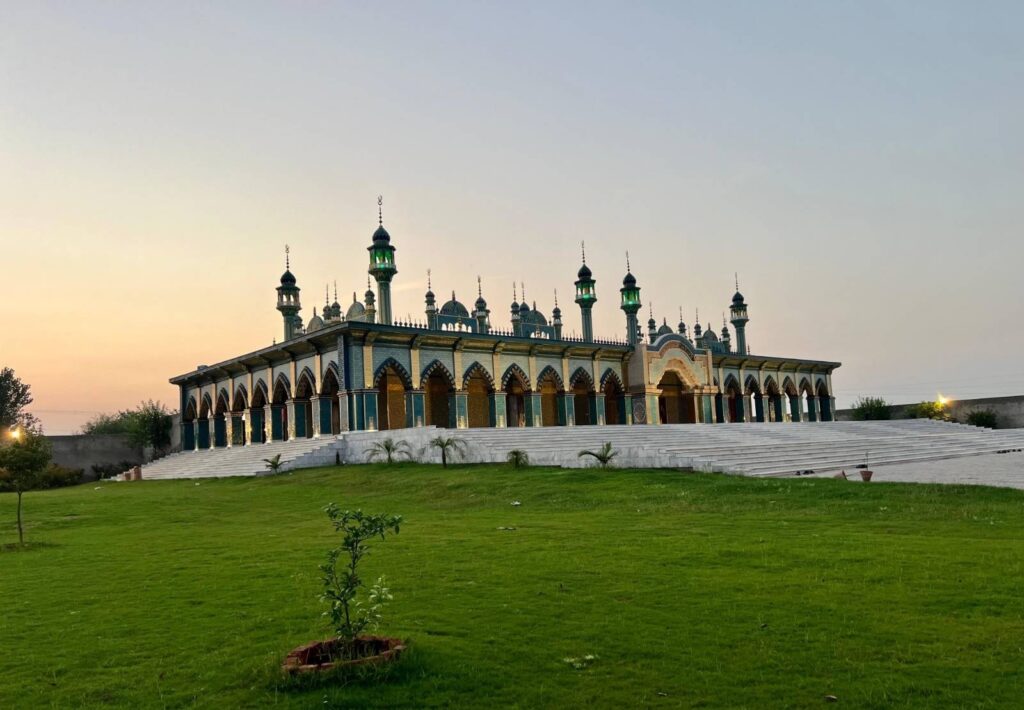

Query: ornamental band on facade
left=171, top=201, right=840, bottom=449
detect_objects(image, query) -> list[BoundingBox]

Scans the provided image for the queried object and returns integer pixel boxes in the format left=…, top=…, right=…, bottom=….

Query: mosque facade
left=171, top=202, right=840, bottom=450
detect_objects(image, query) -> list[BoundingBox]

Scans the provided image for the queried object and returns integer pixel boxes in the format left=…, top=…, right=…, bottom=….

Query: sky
left=2, top=1, right=1022, bottom=433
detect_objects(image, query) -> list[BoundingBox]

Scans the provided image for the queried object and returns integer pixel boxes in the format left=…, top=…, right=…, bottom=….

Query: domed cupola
left=280, top=269, right=296, bottom=286
left=440, top=291, right=470, bottom=318
left=367, top=196, right=396, bottom=325
left=346, top=292, right=366, bottom=321
left=658, top=318, right=673, bottom=336
left=306, top=307, right=324, bottom=333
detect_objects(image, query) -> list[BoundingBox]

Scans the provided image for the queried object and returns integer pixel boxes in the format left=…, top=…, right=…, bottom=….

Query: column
left=490, top=392, right=507, bottom=428
left=225, top=416, right=234, bottom=448
left=406, top=390, right=425, bottom=428
left=806, top=396, right=818, bottom=422
left=338, top=392, right=351, bottom=433
left=191, top=420, right=200, bottom=451
left=311, top=398, right=322, bottom=437
left=263, top=405, right=273, bottom=442
left=754, top=396, right=765, bottom=423
left=593, top=392, right=606, bottom=425
left=558, top=393, right=575, bottom=426
left=286, top=400, right=297, bottom=439
left=451, top=391, right=469, bottom=429
left=525, top=392, right=543, bottom=427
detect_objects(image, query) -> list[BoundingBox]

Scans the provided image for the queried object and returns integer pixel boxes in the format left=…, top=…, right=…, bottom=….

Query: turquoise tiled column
left=406, top=390, right=425, bottom=427
left=525, top=393, right=543, bottom=427
left=593, top=393, right=606, bottom=425
left=451, top=392, right=469, bottom=428
left=558, top=393, right=575, bottom=426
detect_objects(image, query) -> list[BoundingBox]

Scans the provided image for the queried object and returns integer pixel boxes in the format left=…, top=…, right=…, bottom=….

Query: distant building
left=171, top=201, right=840, bottom=449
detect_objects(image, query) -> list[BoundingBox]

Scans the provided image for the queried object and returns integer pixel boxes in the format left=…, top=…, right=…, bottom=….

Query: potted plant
left=858, top=453, right=873, bottom=482
left=283, top=505, right=405, bottom=674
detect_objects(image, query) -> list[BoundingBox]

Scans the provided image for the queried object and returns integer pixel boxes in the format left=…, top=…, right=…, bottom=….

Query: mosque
left=171, top=200, right=840, bottom=450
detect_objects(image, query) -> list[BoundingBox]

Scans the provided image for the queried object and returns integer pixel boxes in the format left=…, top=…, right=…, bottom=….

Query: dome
left=475, top=295, right=487, bottom=311
left=657, top=320, right=673, bottom=336
left=704, top=329, right=719, bottom=342
left=523, top=308, right=547, bottom=326
left=372, top=224, right=391, bottom=244
left=622, top=272, right=637, bottom=287
left=440, top=292, right=470, bottom=318
left=280, top=270, right=296, bottom=285
left=577, top=263, right=592, bottom=280
left=307, top=311, right=324, bottom=332
left=346, top=296, right=366, bottom=320
left=732, top=290, right=745, bottom=304
left=721, top=325, right=731, bottom=338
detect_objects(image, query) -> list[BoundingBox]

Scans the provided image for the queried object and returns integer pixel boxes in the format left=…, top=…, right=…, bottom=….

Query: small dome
left=510, top=299, right=519, bottom=311
left=577, top=263, right=592, bottom=280
left=657, top=320, right=673, bottom=336
left=648, top=316, right=657, bottom=328
left=346, top=296, right=366, bottom=320
left=307, top=312, right=324, bottom=332
left=623, top=272, right=637, bottom=287
left=280, top=270, right=296, bottom=285
left=372, top=224, right=391, bottom=244
left=552, top=304, right=561, bottom=318
left=721, top=325, right=730, bottom=338
left=475, top=295, right=487, bottom=311
left=704, top=329, right=719, bottom=342
left=732, top=290, right=745, bottom=304
left=425, top=288, right=435, bottom=300
left=440, top=293, right=470, bottom=318
left=523, top=308, right=547, bottom=326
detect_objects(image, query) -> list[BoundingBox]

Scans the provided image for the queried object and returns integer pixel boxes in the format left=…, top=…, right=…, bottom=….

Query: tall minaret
left=647, top=304, right=658, bottom=344
left=552, top=289, right=563, bottom=340
left=729, top=273, right=749, bottom=355
left=574, top=241, right=597, bottom=342
left=425, top=270, right=438, bottom=330
left=364, top=277, right=376, bottom=324
left=510, top=283, right=522, bottom=337
left=619, top=252, right=642, bottom=346
left=474, top=276, right=490, bottom=334
left=367, top=196, right=396, bottom=325
left=276, top=245, right=302, bottom=341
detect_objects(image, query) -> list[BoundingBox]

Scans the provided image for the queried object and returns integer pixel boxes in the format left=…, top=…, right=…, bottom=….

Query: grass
left=2, top=464, right=1024, bottom=708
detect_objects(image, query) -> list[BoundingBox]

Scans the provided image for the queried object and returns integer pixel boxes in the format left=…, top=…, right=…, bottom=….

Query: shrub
left=39, top=464, right=84, bottom=489
left=320, top=505, right=402, bottom=653
left=966, top=409, right=998, bottom=429
left=850, top=396, right=891, bottom=420
left=507, top=449, right=530, bottom=469
left=907, top=401, right=951, bottom=421
left=263, top=454, right=284, bottom=474
left=365, top=438, right=411, bottom=465
left=578, top=442, right=619, bottom=468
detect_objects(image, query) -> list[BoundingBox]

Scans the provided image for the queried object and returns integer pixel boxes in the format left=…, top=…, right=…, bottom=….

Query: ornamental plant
left=430, top=436, right=465, bottom=468
left=320, top=505, right=402, bottom=654
left=364, top=438, right=411, bottom=464
left=0, top=431, right=53, bottom=545
left=578, top=441, right=618, bottom=468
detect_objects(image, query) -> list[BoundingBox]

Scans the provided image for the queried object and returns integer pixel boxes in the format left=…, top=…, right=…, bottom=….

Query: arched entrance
left=800, top=378, right=817, bottom=422
left=422, top=362, right=454, bottom=428
left=817, top=381, right=833, bottom=422
left=570, top=369, right=595, bottom=425
left=602, top=371, right=625, bottom=425
left=745, top=376, right=764, bottom=423
left=537, top=367, right=564, bottom=426
left=321, top=367, right=341, bottom=435
left=375, top=363, right=409, bottom=431
left=464, top=364, right=493, bottom=428
left=183, top=397, right=197, bottom=450
left=198, top=394, right=212, bottom=448
left=231, top=386, right=248, bottom=445
left=250, top=382, right=268, bottom=443
left=658, top=370, right=697, bottom=424
left=294, top=371, right=316, bottom=438
left=783, top=377, right=800, bottom=422
left=272, top=377, right=290, bottom=441
left=724, top=376, right=744, bottom=423
left=764, top=378, right=783, bottom=423
left=503, top=366, right=529, bottom=428
left=213, top=390, right=229, bottom=447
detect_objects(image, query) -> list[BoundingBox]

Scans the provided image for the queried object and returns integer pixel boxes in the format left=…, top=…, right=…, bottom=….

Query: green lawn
left=2, top=465, right=1023, bottom=708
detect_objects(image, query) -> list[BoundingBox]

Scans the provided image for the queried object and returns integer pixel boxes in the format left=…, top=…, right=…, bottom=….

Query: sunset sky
left=2, top=2, right=1022, bottom=433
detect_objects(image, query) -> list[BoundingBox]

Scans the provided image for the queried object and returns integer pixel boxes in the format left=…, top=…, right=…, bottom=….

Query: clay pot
left=282, top=635, right=406, bottom=675
left=860, top=470, right=873, bottom=482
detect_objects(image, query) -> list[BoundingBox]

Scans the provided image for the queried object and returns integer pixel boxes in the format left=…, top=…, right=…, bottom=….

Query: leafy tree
left=365, top=438, right=411, bottom=465
left=506, top=449, right=530, bottom=469
left=81, top=400, right=172, bottom=450
left=263, top=454, right=284, bottom=474
left=907, top=400, right=951, bottom=421
left=966, top=409, right=998, bottom=429
left=0, top=367, right=40, bottom=436
left=320, top=505, right=402, bottom=652
left=850, top=396, right=891, bottom=420
left=430, top=436, right=466, bottom=468
left=578, top=442, right=619, bottom=468
left=0, top=431, right=53, bottom=545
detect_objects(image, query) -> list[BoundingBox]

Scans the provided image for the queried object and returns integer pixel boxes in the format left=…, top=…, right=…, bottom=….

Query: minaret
left=510, top=283, right=522, bottom=336
left=574, top=241, right=596, bottom=341
left=647, top=304, right=657, bottom=344
left=367, top=196, right=396, bottom=325
left=677, top=307, right=688, bottom=338
left=331, top=281, right=341, bottom=321
left=276, top=245, right=302, bottom=341
left=364, top=277, right=376, bottom=324
left=619, top=252, right=642, bottom=346
left=729, top=274, right=749, bottom=355
left=693, top=309, right=702, bottom=340
left=425, top=270, right=438, bottom=330
left=474, top=276, right=490, bottom=333
left=721, top=315, right=732, bottom=353
left=552, top=289, right=563, bottom=340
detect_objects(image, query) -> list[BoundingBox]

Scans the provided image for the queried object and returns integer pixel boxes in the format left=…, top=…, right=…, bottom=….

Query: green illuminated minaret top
left=574, top=241, right=597, bottom=341
left=275, top=244, right=302, bottom=341
left=729, top=273, right=749, bottom=355
left=367, top=195, right=396, bottom=325
left=619, top=252, right=642, bottom=346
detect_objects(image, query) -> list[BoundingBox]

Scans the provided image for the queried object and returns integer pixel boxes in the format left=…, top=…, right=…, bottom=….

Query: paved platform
left=813, top=451, right=1024, bottom=489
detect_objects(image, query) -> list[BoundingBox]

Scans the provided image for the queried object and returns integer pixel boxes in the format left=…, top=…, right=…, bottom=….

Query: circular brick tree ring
left=282, top=635, right=407, bottom=675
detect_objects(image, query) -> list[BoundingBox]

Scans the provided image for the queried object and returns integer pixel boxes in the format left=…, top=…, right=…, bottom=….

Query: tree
left=850, top=396, right=891, bottom=420
left=320, top=505, right=402, bottom=652
left=364, top=438, right=411, bottom=465
left=430, top=436, right=466, bottom=467
left=0, top=431, right=53, bottom=545
left=578, top=442, right=619, bottom=468
left=81, top=400, right=173, bottom=450
left=0, top=367, right=39, bottom=436
left=907, top=400, right=951, bottom=421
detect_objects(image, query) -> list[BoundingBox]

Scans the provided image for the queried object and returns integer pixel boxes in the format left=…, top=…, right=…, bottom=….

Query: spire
left=554, top=288, right=559, bottom=308
left=513, top=282, right=517, bottom=302
left=477, top=275, right=482, bottom=297
left=626, top=251, right=631, bottom=272
left=333, top=280, right=338, bottom=302
left=520, top=281, right=525, bottom=303
left=735, top=272, right=739, bottom=292
left=285, top=244, right=290, bottom=270
left=378, top=195, right=383, bottom=226
left=581, top=240, right=586, bottom=264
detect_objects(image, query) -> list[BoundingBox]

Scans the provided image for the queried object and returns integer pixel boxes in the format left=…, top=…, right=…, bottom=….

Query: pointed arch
left=251, top=379, right=269, bottom=407
left=723, top=374, right=741, bottom=394
left=420, top=359, right=456, bottom=389
left=782, top=376, right=798, bottom=396
left=744, top=375, right=761, bottom=395
left=798, top=377, right=813, bottom=395
left=321, top=362, right=340, bottom=394
left=599, top=368, right=623, bottom=391
left=184, top=396, right=198, bottom=421
left=295, top=366, right=317, bottom=397
left=569, top=367, right=595, bottom=392
left=273, top=373, right=292, bottom=402
left=216, top=387, right=230, bottom=413
left=462, top=361, right=495, bottom=390
left=536, top=365, right=564, bottom=391
left=500, top=363, right=531, bottom=391
left=232, top=384, right=249, bottom=410
left=373, top=357, right=413, bottom=390
left=763, top=376, right=779, bottom=395
left=199, top=392, right=213, bottom=417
